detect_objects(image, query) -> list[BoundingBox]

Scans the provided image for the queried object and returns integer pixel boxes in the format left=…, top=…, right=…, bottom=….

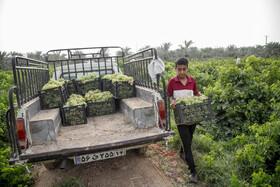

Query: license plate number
left=74, top=149, right=126, bottom=164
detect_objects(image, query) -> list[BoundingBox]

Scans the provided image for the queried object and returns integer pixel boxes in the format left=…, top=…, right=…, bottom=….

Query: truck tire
left=135, top=146, right=148, bottom=155
left=43, top=159, right=62, bottom=170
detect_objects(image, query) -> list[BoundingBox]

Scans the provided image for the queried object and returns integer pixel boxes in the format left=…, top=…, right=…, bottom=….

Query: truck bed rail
left=12, top=56, right=49, bottom=107
left=7, top=57, right=50, bottom=159
left=123, top=48, right=171, bottom=131
left=46, top=46, right=124, bottom=80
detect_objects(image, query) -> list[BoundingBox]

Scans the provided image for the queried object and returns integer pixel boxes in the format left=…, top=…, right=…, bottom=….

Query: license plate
left=74, top=148, right=126, bottom=164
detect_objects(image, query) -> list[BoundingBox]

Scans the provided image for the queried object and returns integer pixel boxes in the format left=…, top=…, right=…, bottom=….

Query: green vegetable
left=112, top=81, right=135, bottom=99
left=40, top=79, right=67, bottom=109
left=85, top=89, right=113, bottom=102
left=75, top=73, right=100, bottom=95
left=176, top=96, right=205, bottom=105
left=62, top=107, right=86, bottom=126
left=76, top=73, right=97, bottom=84
left=102, top=73, right=134, bottom=99
left=102, top=78, right=112, bottom=92
left=42, top=78, right=66, bottom=90
left=62, top=94, right=87, bottom=126
left=85, top=89, right=115, bottom=117
left=102, top=74, right=114, bottom=80
left=103, top=73, right=134, bottom=84
left=67, top=80, right=77, bottom=95
left=87, top=101, right=114, bottom=117
left=64, top=94, right=86, bottom=107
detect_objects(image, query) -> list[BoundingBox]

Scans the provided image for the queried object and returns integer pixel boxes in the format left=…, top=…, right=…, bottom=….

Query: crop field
left=165, top=56, right=280, bottom=186
left=0, top=55, right=280, bottom=186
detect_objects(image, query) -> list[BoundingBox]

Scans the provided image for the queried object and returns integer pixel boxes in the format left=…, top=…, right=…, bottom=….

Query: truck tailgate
left=20, top=112, right=174, bottom=163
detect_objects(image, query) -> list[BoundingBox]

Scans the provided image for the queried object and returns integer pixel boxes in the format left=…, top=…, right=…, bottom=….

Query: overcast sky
left=0, top=0, right=279, bottom=54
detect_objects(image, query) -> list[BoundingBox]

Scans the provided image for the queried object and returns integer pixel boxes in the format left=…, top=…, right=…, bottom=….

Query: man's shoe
left=189, top=173, right=198, bottom=184
left=179, top=153, right=185, bottom=161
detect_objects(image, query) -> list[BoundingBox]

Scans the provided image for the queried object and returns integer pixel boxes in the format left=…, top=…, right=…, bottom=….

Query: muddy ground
left=30, top=143, right=205, bottom=187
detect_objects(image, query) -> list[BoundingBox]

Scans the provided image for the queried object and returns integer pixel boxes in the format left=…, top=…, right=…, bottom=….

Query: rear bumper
left=13, top=131, right=174, bottom=164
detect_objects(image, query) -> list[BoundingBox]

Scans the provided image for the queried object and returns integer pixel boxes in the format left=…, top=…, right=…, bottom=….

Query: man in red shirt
left=167, top=57, right=200, bottom=184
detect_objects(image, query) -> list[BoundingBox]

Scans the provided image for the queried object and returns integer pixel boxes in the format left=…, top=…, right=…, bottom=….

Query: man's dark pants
left=177, top=124, right=197, bottom=174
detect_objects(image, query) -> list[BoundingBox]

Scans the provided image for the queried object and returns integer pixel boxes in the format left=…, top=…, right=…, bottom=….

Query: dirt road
left=31, top=143, right=195, bottom=187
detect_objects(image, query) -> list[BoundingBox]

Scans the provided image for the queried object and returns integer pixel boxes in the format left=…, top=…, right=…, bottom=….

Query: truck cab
left=6, top=46, right=174, bottom=169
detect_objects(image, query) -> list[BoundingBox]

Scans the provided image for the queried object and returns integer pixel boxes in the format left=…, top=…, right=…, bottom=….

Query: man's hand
left=198, top=93, right=207, bottom=99
left=170, top=99, right=176, bottom=110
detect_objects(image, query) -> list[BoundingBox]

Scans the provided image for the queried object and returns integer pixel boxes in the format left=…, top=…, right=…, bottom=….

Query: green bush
left=0, top=70, right=35, bottom=186
left=0, top=70, right=14, bottom=143
left=251, top=169, right=272, bottom=187
left=0, top=149, right=35, bottom=186
left=167, top=113, right=181, bottom=150
left=230, top=172, right=243, bottom=187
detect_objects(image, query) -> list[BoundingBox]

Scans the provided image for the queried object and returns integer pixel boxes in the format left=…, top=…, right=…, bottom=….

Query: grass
left=161, top=165, right=169, bottom=172
left=54, top=177, right=85, bottom=187
left=146, top=149, right=157, bottom=157
left=192, top=133, right=244, bottom=186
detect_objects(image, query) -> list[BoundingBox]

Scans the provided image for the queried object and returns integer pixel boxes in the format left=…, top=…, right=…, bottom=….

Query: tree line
left=1, top=41, right=279, bottom=71
left=155, top=40, right=280, bottom=61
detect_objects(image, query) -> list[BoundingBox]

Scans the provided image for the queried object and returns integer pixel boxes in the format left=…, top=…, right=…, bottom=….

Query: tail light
left=157, top=100, right=166, bottom=129
left=16, top=118, right=28, bottom=149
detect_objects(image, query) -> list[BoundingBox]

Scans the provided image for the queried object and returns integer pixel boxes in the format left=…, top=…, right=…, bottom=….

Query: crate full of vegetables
left=76, top=73, right=102, bottom=96
left=112, top=81, right=136, bottom=99
left=61, top=94, right=87, bottom=126
left=173, top=96, right=214, bottom=125
left=39, top=78, right=68, bottom=110
left=102, top=74, right=113, bottom=93
left=85, top=89, right=116, bottom=117
left=66, top=79, right=78, bottom=95
left=103, top=73, right=136, bottom=99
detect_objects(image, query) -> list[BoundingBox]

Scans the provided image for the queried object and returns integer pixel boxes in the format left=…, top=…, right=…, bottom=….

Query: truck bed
left=20, top=112, right=173, bottom=163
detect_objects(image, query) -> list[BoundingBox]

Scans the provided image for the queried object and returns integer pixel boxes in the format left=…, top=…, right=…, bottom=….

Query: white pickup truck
left=6, top=47, right=174, bottom=169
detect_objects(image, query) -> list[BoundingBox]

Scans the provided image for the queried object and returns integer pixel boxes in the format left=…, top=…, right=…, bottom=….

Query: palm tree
left=254, top=45, right=265, bottom=57
left=201, top=47, right=214, bottom=59
left=213, top=47, right=225, bottom=58
left=188, top=47, right=201, bottom=59
left=26, top=51, right=44, bottom=61
left=179, top=40, right=194, bottom=57
left=0, top=51, right=8, bottom=70
left=116, top=50, right=124, bottom=57
left=1, top=51, right=24, bottom=70
left=47, top=51, right=67, bottom=62
left=101, top=48, right=110, bottom=57
left=123, top=47, right=132, bottom=56
left=225, top=45, right=238, bottom=58
left=159, top=42, right=172, bottom=61
left=9, top=51, right=23, bottom=57
left=265, top=42, right=280, bottom=57
left=138, top=45, right=151, bottom=52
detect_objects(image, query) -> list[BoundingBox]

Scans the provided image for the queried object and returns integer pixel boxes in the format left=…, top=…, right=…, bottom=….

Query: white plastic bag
left=173, top=89, right=194, bottom=99
left=148, top=57, right=165, bottom=83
